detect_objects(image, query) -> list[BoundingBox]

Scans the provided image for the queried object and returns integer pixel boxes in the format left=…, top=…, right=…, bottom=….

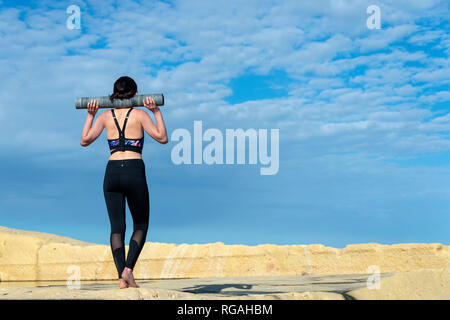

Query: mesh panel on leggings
left=125, top=229, right=147, bottom=270
left=110, top=232, right=125, bottom=278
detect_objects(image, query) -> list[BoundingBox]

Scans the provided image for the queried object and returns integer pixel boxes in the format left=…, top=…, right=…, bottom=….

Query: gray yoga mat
left=75, top=94, right=164, bottom=109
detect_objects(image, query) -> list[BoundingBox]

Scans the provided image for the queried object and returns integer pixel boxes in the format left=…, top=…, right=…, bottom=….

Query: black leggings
left=103, top=159, right=149, bottom=279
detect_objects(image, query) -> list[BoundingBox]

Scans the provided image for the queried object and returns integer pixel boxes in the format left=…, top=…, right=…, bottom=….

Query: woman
left=80, top=76, right=168, bottom=289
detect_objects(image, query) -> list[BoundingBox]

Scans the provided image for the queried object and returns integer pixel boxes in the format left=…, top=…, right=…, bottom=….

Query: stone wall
left=0, top=226, right=448, bottom=281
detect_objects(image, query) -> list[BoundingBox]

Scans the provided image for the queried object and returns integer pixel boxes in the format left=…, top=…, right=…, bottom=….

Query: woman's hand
left=143, top=97, right=159, bottom=113
left=87, top=100, right=99, bottom=116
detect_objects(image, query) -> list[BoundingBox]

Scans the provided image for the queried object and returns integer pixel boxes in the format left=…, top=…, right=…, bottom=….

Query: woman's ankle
left=121, top=267, right=133, bottom=278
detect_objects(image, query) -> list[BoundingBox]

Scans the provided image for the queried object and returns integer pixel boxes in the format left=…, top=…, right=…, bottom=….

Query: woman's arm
left=139, top=97, right=168, bottom=144
left=80, top=100, right=105, bottom=147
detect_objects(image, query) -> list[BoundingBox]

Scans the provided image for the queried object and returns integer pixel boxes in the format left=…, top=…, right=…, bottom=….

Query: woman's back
left=105, top=108, right=144, bottom=160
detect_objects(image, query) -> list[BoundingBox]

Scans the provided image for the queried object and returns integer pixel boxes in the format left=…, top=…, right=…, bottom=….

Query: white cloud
left=0, top=0, right=448, bottom=162
left=357, top=24, right=418, bottom=52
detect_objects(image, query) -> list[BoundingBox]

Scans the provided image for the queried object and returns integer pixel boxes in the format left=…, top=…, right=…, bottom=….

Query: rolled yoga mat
left=75, top=93, right=164, bottom=109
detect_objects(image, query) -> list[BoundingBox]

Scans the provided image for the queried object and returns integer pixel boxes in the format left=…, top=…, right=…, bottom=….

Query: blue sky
left=0, top=0, right=449, bottom=248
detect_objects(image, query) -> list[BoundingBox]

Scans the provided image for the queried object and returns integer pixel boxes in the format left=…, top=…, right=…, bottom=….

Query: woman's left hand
left=87, top=100, right=99, bottom=116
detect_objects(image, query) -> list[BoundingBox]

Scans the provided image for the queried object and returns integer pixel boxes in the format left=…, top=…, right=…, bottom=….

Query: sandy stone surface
left=0, top=273, right=380, bottom=300
left=349, top=268, right=450, bottom=300
left=1, top=269, right=448, bottom=300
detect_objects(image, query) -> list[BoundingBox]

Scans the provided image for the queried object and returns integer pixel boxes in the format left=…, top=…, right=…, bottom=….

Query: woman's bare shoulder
left=135, top=108, right=149, bottom=119
left=99, top=110, right=110, bottom=119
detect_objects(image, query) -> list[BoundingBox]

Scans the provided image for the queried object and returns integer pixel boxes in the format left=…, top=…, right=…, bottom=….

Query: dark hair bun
left=109, top=76, right=138, bottom=102
left=109, top=91, right=135, bottom=100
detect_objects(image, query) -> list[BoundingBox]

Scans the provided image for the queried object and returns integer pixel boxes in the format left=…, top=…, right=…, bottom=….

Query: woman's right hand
left=87, top=99, right=99, bottom=116
left=143, top=97, right=159, bottom=113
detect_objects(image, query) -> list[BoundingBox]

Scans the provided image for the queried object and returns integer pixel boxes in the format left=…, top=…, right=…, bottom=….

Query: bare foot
left=121, top=267, right=140, bottom=288
left=119, top=278, right=129, bottom=289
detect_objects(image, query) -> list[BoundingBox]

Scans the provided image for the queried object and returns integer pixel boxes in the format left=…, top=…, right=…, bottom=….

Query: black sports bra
left=107, top=108, right=144, bottom=154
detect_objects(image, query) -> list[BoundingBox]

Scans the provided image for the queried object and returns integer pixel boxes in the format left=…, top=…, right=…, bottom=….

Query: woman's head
left=109, top=76, right=137, bottom=101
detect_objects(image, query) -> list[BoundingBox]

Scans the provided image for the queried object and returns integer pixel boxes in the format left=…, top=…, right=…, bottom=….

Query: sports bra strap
left=111, top=107, right=134, bottom=136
